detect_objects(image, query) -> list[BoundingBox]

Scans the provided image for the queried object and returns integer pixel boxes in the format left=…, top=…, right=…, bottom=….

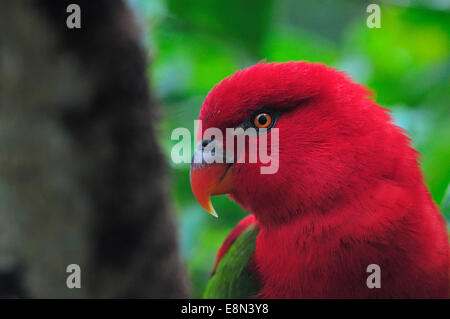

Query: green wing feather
left=203, top=226, right=260, bottom=298
left=441, top=182, right=450, bottom=219
left=442, top=183, right=450, bottom=234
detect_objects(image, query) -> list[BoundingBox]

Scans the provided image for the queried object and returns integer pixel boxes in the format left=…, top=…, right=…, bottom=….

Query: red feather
left=201, top=62, right=449, bottom=298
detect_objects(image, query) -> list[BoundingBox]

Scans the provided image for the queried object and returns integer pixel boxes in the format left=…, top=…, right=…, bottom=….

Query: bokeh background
left=129, top=0, right=450, bottom=297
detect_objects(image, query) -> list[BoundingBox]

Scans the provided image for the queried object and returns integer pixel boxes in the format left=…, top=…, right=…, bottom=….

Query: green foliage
left=132, top=0, right=450, bottom=297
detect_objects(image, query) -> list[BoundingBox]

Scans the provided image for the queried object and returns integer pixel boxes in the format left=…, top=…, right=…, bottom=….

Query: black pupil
left=258, top=115, right=268, bottom=125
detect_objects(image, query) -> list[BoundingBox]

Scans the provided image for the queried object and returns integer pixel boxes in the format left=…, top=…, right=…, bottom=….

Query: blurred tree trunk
left=0, top=0, right=187, bottom=298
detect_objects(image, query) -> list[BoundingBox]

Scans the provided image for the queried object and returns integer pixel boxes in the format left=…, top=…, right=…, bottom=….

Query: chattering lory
left=189, top=61, right=449, bottom=298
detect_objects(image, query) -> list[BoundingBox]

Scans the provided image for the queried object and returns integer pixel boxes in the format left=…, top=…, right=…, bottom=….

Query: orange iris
left=254, top=113, right=272, bottom=129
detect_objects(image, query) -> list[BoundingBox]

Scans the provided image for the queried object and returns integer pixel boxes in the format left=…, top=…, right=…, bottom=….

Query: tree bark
left=0, top=0, right=187, bottom=298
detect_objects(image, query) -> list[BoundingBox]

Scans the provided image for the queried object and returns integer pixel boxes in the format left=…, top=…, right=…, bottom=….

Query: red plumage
left=201, top=62, right=449, bottom=298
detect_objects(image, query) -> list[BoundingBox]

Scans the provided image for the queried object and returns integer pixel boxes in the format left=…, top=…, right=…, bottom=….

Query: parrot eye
left=241, top=109, right=278, bottom=133
left=254, top=113, right=272, bottom=129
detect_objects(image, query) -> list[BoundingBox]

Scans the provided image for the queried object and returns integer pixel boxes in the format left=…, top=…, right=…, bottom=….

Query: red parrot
left=189, top=61, right=449, bottom=298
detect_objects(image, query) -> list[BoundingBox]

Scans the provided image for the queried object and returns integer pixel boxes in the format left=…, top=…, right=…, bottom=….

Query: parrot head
left=190, top=61, right=410, bottom=226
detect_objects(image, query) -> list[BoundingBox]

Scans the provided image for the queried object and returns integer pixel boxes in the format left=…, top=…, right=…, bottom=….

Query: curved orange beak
left=190, top=162, right=234, bottom=217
